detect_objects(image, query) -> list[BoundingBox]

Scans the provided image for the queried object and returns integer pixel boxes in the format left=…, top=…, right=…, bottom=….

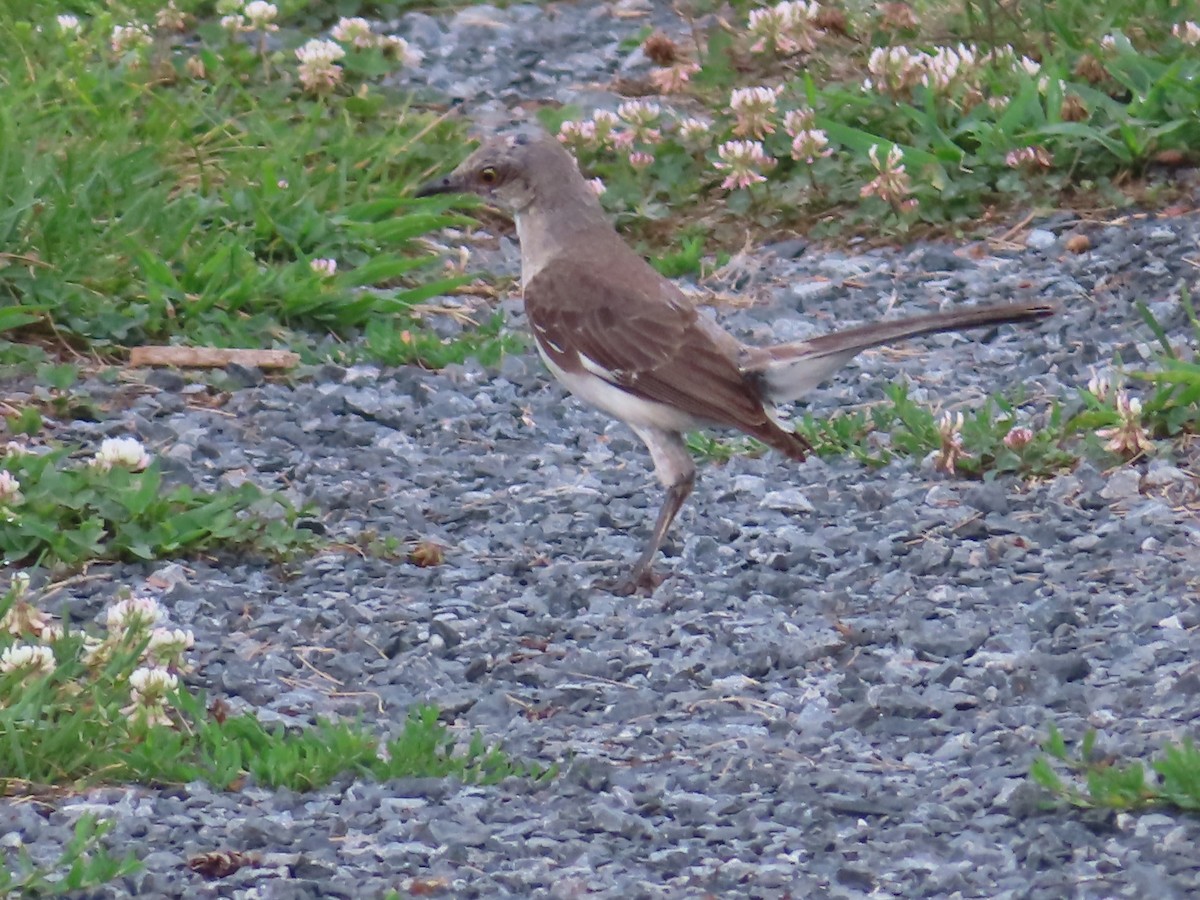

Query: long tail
left=742, top=301, right=1056, bottom=404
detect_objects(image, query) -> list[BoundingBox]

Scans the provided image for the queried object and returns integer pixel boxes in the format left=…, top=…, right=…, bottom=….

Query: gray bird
left=417, top=131, right=1054, bottom=593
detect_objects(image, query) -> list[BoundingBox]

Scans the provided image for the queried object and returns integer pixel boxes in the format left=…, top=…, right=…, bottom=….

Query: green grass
left=0, top=686, right=545, bottom=890
left=0, top=815, right=142, bottom=897
left=0, top=573, right=550, bottom=804
left=358, top=310, right=525, bottom=368
left=0, top=1, right=503, bottom=369
left=1032, top=724, right=1200, bottom=813
left=687, top=374, right=1175, bottom=479
left=0, top=441, right=316, bottom=571
left=541, top=0, right=1200, bottom=243
left=2, top=680, right=537, bottom=793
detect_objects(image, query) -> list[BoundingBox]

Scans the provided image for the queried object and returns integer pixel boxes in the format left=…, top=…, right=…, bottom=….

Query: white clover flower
left=860, top=144, right=916, bottom=212
left=1173, top=21, right=1200, bottom=46
left=331, top=16, right=375, bottom=48
left=297, top=38, right=346, bottom=66
left=783, top=2, right=823, bottom=24
left=616, top=100, right=662, bottom=144
left=0, top=578, right=64, bottom=644
left=382, top=35, right=423, bottom=67
left=649, top=61, right=700, bottom=93
left=628, top=150, right=655, bottom=169
left=677, top=117, right=711, bottom=144
left=789, top=128, right=832, bottom=164
left=1087, top=370, right=1111, bottom=401
left=783, top=107, right=831, bottom=165
left=557, top=119, right=598, bottom=151
left=935, top=410, right=970, bottom=473
left=8, top=572, right=30, bottom=599
left=714, top=140, right=776, bottom=190
left=586, top=109, right=621, bottom=148
left=310, top=258, right=337, bottom=277
left=868, top=43, right=990, bottom=98
left=611, top=130, right=636, bottom=151
left=111, top=23, right=152, bottom=54
left=782, top=107, right=815, bottom=134
left=1003, top=426, right=1034, bottom=451
left=147, top=627, right=195, bottom=664
left=129, top=665, right=178, bottom=695
left=91, top=436, right=152, bottom=472
left=243, top=1, right=279, bottom=32
left=124, top=665, right=179, bottom=727
left=1097, top=391, right=1154, bottom=457
left=747, top=5, right=793, bottom=55
left=106, top=596, right=164, bottom=634
left=866, top=46, right=927, bottom=94
left=82, top=635, right=113, bottom=669
left=586, top=177, right=606, bottom=197
left=729, top=85, right=781, bottom=138
left=1, top=597, right=50, bottom=638
left=57, top=14, right=81, bottom=34
left=0, top=471, right=22, bottom=505
left=1017, top=56, right=1041, bottom=76
left=922, top=44, right=977, bottom=92
left=747, top=1, right=820, bottom=55
left=0, top=644, right=55, bottom=677
left=1005, top=146, right=1053, bottom=169
left=591, top=110, right=619, bottom=130
left=220, top=14, right=246, bottom=32
left=616, top=99, right=661, bottom=126
left=156, top=2, right=188, bottom=32
left=296, top=39, right=346, bottom=93
left=939, top=410, right=965, bottom=438
left=875, top=143, right=902, bottom=166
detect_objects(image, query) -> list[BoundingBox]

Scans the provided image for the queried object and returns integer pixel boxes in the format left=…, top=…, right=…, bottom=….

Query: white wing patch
left=531, top=321, right=566, bottom=355
left=578, top=353, right=621, bottom=384
left=536, top=346, right=698, bottom=432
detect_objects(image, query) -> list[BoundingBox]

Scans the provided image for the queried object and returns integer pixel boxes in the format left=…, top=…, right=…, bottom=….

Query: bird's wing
left=522, top=253, right=776, bottom=435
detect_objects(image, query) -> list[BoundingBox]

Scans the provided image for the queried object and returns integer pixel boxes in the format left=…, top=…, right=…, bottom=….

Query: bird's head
left=414, top=130, right=588, bottom=214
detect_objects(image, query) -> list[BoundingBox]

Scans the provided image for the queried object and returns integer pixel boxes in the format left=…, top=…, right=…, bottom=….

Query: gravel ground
left=5, top=2, right=1200, bottom=898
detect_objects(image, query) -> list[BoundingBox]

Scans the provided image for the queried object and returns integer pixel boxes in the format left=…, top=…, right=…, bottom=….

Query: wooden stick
left=128, top=347, right=300, bottom=369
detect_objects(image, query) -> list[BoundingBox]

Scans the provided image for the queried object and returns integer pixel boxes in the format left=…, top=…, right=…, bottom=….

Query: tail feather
left=743, top=301, right=1056, bottom=404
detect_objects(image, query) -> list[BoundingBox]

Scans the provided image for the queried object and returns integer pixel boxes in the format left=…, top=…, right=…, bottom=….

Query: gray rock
left=1100, top=467, right=1143, bottom=500
left=1026, top=229, right=1057, bottom=250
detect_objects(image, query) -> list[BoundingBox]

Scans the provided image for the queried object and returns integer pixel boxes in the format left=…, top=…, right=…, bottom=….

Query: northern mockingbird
left=417, top=131, right=1054, bottom=594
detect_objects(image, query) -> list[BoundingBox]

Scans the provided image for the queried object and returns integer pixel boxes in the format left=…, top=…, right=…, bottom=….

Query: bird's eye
left=479, top=167, right=498, bottom=184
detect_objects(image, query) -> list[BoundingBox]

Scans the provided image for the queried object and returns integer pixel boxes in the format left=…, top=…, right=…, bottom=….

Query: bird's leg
left=611, top=427, right=696, bottom=596
left=614, top=472, right=695, bottom=595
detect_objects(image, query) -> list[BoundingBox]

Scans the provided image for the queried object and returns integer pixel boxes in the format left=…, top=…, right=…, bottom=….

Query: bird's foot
left=607, top=565, right=665, bottom=597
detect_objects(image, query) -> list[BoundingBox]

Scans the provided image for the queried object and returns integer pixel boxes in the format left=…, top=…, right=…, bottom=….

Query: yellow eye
left=480, top=167, right=498, bottom=184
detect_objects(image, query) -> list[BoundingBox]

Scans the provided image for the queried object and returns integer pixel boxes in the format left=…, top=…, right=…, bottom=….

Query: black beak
left=414, top=176, right=458, bottom=198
